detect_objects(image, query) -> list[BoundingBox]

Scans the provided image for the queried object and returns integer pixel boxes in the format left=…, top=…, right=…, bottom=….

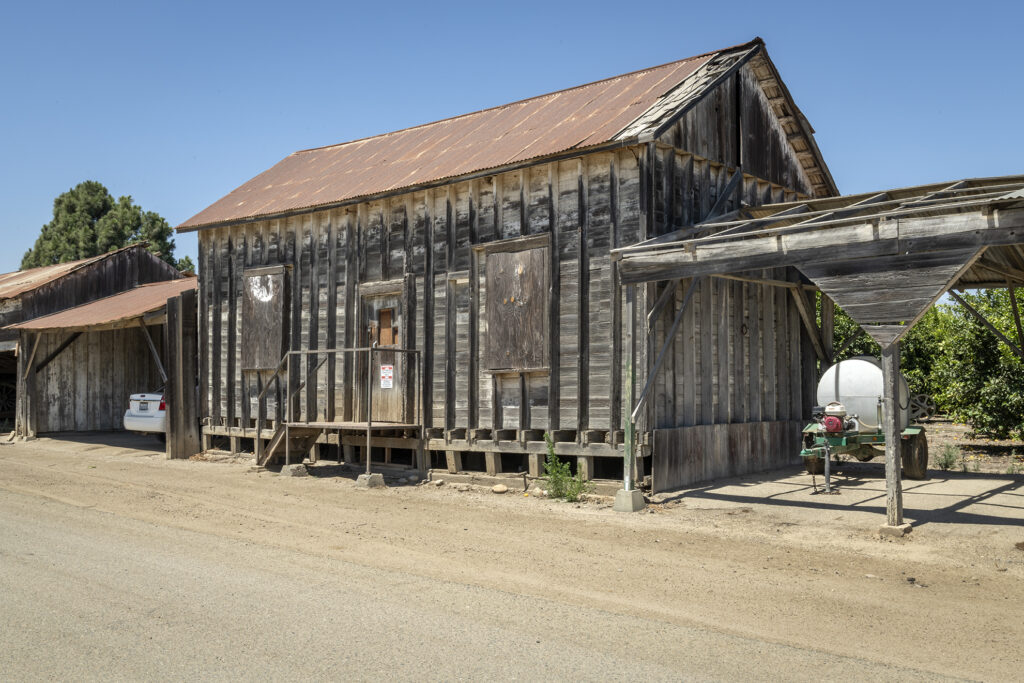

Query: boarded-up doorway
left=357, top=280, right=411, bottom=423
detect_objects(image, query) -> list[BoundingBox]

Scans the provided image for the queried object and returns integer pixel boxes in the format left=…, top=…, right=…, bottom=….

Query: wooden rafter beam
left=21, top=334, right=41, bottom=381
left=137, top=320, right=168, bottom=385
left=712, top=273, right=817, bottom=291
left=646, top=279, right=682, bottom=328
left=704, top=203, right=811, bottom=240
left=787, top=192, right=890, bottom=230
left=631, top=277, right=702, bottom=422
left=833, top=325, right=867, bottom=359
left=705, top=167, right=744, bottom=221
left=971, top=258, right=1024, bottom=284
left=1009, top=285, right=1024, bottom=350
left=789, top=287, right=828, bottom=363
left=34, top=332, right=81, bottom=375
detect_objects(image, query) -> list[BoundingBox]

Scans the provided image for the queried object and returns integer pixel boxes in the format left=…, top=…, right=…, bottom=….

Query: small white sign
left=380, top=364, right=394, bottom=389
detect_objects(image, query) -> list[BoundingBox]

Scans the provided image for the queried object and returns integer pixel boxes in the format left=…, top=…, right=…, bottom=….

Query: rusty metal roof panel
left=178, top=48, right=733, bottom=230
left=0, top=245, right=144, bottom=301
left=8, top=277, right=197, bottom=331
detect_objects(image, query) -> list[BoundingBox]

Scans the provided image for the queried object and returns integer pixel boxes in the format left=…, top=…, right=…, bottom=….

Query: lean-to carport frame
left=612, top=175, right=1024, bottom=528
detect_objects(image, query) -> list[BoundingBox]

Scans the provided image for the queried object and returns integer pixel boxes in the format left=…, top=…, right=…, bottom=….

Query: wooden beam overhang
left=615, top=204, right=1024, bottom=285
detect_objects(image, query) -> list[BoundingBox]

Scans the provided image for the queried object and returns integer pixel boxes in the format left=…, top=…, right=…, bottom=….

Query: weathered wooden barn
left=178, top=38, right=838, bottom=485
left=1, top=246, right=184, bottom=438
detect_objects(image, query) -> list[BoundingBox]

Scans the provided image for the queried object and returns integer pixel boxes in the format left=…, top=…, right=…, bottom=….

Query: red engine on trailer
left=822, top=415, right=845, bottom=433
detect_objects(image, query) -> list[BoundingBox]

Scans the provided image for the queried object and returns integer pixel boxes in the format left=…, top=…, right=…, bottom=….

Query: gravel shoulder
left=0, top=434, right=1021, bottom=680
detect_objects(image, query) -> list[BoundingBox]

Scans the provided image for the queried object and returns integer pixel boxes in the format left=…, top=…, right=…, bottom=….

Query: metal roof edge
left=175, top=138, right=642, bottom=233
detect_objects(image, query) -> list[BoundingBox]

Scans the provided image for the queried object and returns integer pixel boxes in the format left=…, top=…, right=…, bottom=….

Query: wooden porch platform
left=289, top=421, right=421, bottom=431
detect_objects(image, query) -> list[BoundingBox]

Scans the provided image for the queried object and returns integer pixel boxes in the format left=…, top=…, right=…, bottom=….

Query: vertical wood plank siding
left=31, top=327, right=165, bottom=432
left=198, top=149, right=649, bottom=436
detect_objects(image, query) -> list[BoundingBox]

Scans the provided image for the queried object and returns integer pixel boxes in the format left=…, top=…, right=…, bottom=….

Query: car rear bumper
left=124, top=413, right=166, bottom=433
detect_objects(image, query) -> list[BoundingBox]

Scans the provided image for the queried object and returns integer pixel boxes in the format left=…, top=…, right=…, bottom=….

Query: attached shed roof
left=0, top=244, right=145, bottom=301
left=179, top=38, right=834, bottom=231
left=613, top=175, right=1024, bottom=346
left=7, top=278, right=197, bottom=332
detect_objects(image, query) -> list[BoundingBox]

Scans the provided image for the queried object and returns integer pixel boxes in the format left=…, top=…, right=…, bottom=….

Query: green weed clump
left=543, top=432, right=593, bottom=502
left=934, top=444, right=959, bottom=471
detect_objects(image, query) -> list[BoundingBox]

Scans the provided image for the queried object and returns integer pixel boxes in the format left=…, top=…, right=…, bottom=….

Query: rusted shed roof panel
left=8, top=278, right=197, bottom=331
left=0, top=245, right=143, bottom=300
left=179, top=47, right=736, bottom=230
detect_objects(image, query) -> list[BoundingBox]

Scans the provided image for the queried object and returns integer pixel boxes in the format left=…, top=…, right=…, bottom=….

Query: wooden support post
left=417, top=438, right=428, bottom=474
left=528, top=453, right=542, bottom=478
left=485, top=452, right=501, bottom=476
left=624, top=285, right=636, bottom=490
left=577, top=456, right=594, bottom=481
left=881, top=342, right=904, bottom=528
left=445, top=450, right=462, bottom=473
left=820, top=293, right=834, bottom=365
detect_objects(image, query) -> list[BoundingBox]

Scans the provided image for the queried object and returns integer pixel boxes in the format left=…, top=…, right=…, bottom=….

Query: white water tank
left=816, top=356, right=909, bottom=432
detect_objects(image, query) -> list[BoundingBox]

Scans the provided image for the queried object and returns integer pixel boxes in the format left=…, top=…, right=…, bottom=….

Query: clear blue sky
left=2, top=0, right=1021, bottom=274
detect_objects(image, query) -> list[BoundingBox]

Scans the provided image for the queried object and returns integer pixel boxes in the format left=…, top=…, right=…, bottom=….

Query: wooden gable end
left=655, top=56, right=834, bottom=199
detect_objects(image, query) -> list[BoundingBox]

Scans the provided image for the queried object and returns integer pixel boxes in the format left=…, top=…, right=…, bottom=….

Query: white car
left=124, top=392, right=166, bottom=440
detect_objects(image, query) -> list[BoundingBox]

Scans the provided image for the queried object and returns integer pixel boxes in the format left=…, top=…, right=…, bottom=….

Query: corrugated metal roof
left=178, top=42, right=767, bottom=231
left=7, top=277, right=197, bottom=331
left=0, top=244, right=145, bottom=300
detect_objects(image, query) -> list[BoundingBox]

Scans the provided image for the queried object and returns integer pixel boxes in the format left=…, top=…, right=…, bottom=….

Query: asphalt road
left=0, top=487, right=942, bottom=682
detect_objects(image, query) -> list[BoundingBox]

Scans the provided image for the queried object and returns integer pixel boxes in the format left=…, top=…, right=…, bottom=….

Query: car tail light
left=159, top=400, right=166, bottom=411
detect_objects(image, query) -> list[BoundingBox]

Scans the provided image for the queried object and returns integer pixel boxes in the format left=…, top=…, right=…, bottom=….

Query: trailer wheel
left=804, top=456, right=825, bottom=474
left=901, top=432, right=929, bottom=480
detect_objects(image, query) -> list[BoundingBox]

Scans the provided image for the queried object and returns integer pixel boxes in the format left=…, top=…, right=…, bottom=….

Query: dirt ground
left=1, top=432, right=1022, bottom=680
left=922, top=417, right=1024, bottom=474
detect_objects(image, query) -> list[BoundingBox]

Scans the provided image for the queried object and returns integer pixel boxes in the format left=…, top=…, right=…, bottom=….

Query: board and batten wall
left=197, top=146, right=809, bottom=464
left=199, top=148, right=654, bottom=442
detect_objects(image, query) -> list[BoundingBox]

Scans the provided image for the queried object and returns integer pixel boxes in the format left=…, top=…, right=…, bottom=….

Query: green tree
left=929, top=291, right=1024, bottom=439
left=22, top=181, right=181, bottom=270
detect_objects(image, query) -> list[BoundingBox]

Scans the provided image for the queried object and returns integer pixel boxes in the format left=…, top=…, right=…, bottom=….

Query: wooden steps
left=256, top=425, right=323, bottom=467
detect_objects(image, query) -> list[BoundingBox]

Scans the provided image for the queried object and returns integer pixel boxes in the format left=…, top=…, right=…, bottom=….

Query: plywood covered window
left=241, top=266, right=288, bottom=370
left=485, top=246, right=549, bottom=371
left=375, top=308, right=398, bottom=346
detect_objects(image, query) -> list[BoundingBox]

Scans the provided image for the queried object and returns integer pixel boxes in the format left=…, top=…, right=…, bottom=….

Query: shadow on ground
left=658, top=461, right=1024, bottom=530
